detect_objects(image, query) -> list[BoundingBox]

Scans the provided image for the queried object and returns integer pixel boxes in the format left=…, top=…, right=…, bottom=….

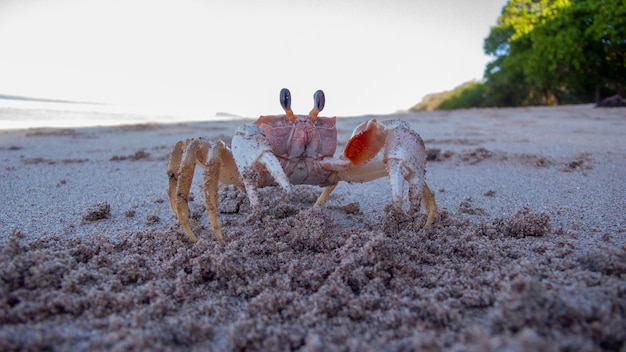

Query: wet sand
left=1, top=104, right=625, bottom=350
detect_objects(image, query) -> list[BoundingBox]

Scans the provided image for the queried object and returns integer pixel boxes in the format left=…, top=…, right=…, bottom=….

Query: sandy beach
left=1, top=104, right=624, bottom=350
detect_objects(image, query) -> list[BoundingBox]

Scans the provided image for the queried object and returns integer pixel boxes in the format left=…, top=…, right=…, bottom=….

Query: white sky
left=0, top=0, right=505, bottom=117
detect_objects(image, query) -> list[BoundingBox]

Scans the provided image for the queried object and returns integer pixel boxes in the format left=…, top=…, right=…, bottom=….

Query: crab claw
left=319, top=119, right=437, bottom=227
left=343, top=119, right=387, bottom=166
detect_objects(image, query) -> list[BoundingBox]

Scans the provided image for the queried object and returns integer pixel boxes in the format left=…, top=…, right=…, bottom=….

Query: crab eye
left=313, top=90, right=325, bottom=112
left=280, top=88, right=291, bottom=111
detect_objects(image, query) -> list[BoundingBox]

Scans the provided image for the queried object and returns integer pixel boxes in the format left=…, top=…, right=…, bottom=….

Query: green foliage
left=409, top=91, right=451, bottom=111
left=410, top=89, right=455, bottom=111
left=412, top=0, right=624, bottom=110
left=410, top=81, right=486, bottom=111
left=438, top=82, right=487, bottom=110
left=483, top=0, right=626, bottom=106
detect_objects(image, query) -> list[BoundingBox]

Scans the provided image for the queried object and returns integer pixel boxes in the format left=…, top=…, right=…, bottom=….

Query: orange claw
left=343, top=120, right=386, bottom=166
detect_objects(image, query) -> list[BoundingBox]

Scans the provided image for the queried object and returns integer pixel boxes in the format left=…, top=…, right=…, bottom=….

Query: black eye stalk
left=280, top=88, right=291, bottom=111
left=280, top=88, right=325, bottom=120
left=309, top=89, right=325, bottom=119
left=280, top=88, right=295, bottom=119
left=313, top=90, right=325, bottom=112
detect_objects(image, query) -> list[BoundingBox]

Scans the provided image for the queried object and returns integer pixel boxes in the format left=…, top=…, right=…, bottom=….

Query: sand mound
left=2, top=192, right=624, bottom=350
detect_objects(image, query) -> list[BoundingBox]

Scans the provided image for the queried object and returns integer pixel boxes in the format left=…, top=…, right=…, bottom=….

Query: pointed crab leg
left=314, top=184, right=336, bottom=207
left=167, top=139, right=188, bottom=218
left=422, top=182, right=437, bottom=227
left=170, top=139, right=208, bottom=242
left=199, top=141, right=235, bottom=243
left=231, top=124, right=292, bottom=209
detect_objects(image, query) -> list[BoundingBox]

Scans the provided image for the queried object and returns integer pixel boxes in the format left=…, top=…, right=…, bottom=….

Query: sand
left=0, top=104, right=625, bottom=351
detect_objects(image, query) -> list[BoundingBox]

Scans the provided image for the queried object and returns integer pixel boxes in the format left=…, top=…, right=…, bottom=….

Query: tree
left=438, top=81, right=487, bottom=110
left=482, top=0, right=626, bottom=106
left=585, top=0, right=626, bottom=98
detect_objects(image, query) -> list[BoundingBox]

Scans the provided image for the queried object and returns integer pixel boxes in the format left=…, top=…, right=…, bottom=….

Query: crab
left=167, top=88, right=437, bottom=242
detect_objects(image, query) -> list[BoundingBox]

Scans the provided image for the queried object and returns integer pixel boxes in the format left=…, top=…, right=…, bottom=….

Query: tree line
left=412, top=0, right=625, bottom=111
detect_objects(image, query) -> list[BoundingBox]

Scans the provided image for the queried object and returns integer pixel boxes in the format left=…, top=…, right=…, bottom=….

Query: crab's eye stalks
left=280, top=88, right=295, bottom=119
left=314, top=90, right=325, bottom=112
left=309, top=90, right=325, bottom=119
left=280, top=88, right=291, bottom=111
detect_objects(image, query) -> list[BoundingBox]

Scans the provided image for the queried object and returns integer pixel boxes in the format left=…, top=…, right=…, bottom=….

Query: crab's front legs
left=318, top=119, right=437, bottom=227
left=231, top=124, right=292, bottom=209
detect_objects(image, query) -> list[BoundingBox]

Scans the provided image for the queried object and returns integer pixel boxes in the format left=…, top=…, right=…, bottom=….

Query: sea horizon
left=0, top=95, right=253, bottom=130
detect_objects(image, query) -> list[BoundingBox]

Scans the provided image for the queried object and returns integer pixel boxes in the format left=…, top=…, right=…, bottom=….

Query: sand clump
left=1, top=190, right=624, bottom=351
left=110, top=150, right=151, bottom=161
left=494, top=207, right=551, bottom=238
left=81, top=202, right=112, bottom=223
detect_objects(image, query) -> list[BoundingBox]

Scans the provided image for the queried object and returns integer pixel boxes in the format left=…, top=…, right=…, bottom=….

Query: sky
left=0, top=0, right=506, bottom=118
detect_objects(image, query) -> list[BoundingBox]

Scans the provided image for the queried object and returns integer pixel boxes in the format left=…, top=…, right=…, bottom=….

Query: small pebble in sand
left=81, top=202, right=111, bottom=222
left=146, top=214, right=160, bottom=224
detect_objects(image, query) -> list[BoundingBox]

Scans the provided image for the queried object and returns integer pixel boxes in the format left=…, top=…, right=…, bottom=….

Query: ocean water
left=0, top=98, right=244, bottom=130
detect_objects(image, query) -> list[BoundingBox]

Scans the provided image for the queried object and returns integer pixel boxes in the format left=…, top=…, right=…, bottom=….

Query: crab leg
left=422, top=182, right=437, bottom=227
left=314, top=184, right=336, bottom=206
left=199, top=141, right=237, bottom=243
left=167, top=139, right=188, bottom=218
left=168, top=139, right=207, bottom=242
left=167, top=138, right=240, bottom=242
left=231, top=124, right=292, bottom=209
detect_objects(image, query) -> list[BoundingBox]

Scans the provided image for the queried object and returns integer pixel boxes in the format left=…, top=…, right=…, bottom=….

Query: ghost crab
left=167, top=88, right=437, bottom=242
